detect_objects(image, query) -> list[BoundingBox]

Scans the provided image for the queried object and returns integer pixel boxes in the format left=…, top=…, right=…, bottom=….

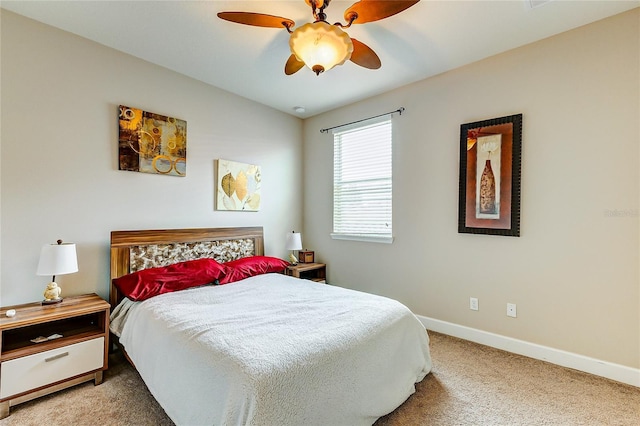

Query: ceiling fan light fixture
left=289, top=21, right=354, bottom=75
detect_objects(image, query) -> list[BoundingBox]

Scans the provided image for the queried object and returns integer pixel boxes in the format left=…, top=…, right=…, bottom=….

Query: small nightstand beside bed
left=109, top=227, right=431, bottom=425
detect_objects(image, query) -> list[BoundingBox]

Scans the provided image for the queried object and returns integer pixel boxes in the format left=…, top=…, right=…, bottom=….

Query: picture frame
left=458, top=114, right=522, bottom=237
left=118, top=105, right=187, bottom=177
left=215, top=159, right=261, bottom=211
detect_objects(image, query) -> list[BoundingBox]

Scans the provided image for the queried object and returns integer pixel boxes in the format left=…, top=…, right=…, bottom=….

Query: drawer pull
left=44, top=352, right=69, bottom=362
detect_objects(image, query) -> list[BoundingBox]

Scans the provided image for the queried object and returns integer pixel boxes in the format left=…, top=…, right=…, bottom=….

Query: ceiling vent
left=525, top=0, right=553, bottom=10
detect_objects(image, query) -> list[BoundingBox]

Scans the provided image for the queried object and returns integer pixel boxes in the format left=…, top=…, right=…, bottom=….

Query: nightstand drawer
left=0, top=337, right=104, bottom=399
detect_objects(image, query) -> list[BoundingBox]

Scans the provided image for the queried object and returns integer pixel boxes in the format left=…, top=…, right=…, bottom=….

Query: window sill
left=330, top=233, right=394, bottom=244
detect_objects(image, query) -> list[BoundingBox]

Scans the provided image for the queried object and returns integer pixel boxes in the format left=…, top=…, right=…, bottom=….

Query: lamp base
left=42, top=298, right=63, bottom=305
left=288, top=253, right=299, bottom=265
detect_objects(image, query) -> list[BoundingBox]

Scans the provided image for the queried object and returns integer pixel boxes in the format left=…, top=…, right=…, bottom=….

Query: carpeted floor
left=1, top=331, right=639, bottom=425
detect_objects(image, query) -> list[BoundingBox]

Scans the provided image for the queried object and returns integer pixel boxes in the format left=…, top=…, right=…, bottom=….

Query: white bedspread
left=117, top=273, right=431, bottom=426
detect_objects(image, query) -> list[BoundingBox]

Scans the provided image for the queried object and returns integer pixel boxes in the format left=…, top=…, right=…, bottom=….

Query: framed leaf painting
left=215, top=159, right=261, bottom=211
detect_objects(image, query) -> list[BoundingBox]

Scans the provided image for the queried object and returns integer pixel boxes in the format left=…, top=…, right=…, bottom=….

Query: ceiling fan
left=217, top=0, right=420, bottom=76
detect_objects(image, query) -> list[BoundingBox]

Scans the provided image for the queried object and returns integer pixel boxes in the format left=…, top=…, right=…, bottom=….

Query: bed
left=109, top=227, right=432, bottom=425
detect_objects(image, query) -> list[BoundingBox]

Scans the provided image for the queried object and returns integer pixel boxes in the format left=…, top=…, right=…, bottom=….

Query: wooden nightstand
left=286, top=262, right=326, bottom=283
left=0, top=294, right=110, bottom=419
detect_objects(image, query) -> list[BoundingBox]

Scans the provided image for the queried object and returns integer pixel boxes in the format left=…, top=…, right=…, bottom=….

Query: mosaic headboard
left=110, top=227, right=264, bottom=307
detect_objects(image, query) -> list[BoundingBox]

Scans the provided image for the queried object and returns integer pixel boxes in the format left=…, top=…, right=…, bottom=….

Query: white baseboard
left=417, top=315, right=640, bottom=388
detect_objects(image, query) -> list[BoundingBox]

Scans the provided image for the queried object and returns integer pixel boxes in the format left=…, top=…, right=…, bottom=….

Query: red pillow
left=220, top=256, right=289, bottom=284
left=113, top=258, right=228, bottom=301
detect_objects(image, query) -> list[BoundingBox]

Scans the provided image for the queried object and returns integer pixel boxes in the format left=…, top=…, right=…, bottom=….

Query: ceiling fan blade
left=344, top=0, right=420, bottom=24
left=350, top=39, right=381, bottom=69
left=217, top=12, right=294, bottom=29
left=285, top=54, right=306, bottom=75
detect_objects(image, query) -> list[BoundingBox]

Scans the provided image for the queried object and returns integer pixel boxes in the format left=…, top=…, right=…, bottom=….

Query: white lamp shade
left=289, top=21, right=354, bottom=74
left=285, top=232, right=303, bottom=251
left=36, top=243, right=78, bottom=276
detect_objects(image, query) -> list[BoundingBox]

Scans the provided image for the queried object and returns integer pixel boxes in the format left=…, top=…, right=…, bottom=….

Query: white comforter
left=116, top=273, right=431, bottom=426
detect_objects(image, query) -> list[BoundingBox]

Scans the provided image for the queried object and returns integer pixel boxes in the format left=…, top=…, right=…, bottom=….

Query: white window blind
left=332, top=116, right=393, bottom=243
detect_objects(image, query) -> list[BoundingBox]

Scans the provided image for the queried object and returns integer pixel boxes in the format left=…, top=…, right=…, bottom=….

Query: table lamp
left=36, top=239, right=78, bottom=304
left=285, top=231, right=302, bottom=265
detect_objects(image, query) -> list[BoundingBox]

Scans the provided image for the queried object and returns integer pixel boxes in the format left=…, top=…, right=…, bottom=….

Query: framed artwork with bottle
left=458, top=114, right=522, bottom=237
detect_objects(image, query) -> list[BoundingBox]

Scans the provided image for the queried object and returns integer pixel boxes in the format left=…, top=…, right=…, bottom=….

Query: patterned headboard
left=110, top=227, right=264, bottom=307
left=129, top=240, right=256, bottom=272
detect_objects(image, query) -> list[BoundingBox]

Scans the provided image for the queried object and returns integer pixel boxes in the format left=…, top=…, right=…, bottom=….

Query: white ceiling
left=2, top=1, right=638, bottom=118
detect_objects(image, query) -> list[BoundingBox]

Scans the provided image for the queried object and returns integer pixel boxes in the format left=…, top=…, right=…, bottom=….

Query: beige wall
left=303, top=10, right=639, bottom=369
left=0, top=11, right=303, bottom=306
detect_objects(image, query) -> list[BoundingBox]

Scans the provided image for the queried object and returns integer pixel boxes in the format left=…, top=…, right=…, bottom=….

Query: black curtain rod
left=319, top=107, right=405, bottom=134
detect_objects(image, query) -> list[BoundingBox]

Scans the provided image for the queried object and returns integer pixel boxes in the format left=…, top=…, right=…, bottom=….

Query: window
left=332, top=116, right=393, bottom=243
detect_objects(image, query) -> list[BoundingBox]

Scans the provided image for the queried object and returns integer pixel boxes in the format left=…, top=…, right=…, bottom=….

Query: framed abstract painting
left=118, top=105, right=187, bottom=176
left=458, top=114, right=522, bottom=237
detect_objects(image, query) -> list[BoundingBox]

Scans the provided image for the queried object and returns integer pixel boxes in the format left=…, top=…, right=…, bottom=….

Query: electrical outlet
left=470, top=297, right=479, bottom=311
left=507, top=303, right=517, bottom=318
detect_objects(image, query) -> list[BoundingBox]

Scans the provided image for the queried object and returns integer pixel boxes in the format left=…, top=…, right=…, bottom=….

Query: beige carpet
left=2, top=331, right=638, bottom=425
